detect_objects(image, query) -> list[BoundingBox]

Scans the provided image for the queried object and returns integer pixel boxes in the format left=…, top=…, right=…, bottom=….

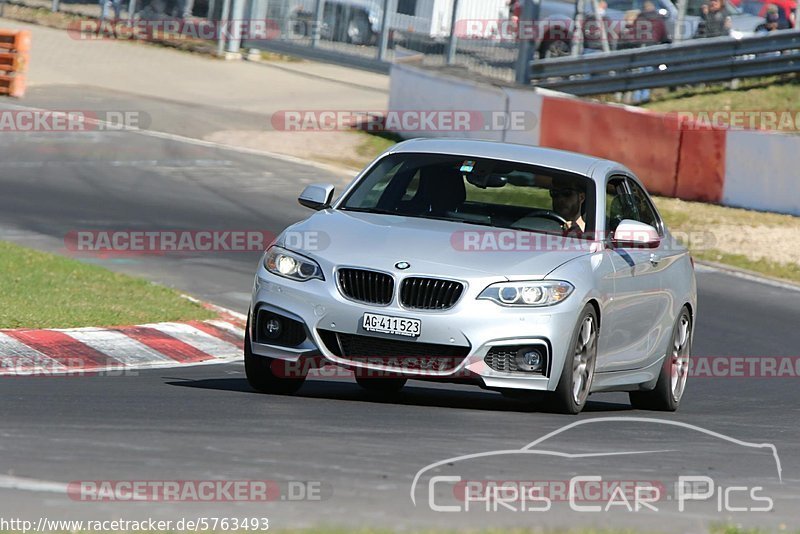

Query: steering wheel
left=512, top=210, right=570, bottom=232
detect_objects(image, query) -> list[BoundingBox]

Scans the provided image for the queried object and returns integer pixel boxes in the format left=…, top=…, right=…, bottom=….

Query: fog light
left=264, top=318, right=282, bottom=339
left=516, top=347, right=544, bottom=372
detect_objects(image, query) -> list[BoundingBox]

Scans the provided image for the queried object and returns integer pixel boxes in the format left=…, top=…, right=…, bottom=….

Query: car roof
left=387, top=138, right=625, bottom=179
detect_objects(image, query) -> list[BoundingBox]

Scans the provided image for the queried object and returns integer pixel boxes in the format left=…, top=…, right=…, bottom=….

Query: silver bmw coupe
left=246, top=139, right=697, bottom=414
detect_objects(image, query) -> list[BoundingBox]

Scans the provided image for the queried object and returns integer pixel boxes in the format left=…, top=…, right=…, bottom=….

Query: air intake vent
left=337, top=268, right=394, bottom=305
left=400, top=277, right=464, bottom=310
left=317, top=330, right=470, bottom=372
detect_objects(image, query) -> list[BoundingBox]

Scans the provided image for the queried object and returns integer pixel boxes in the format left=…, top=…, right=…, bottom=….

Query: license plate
left=362, top=313, right=421, bottom=338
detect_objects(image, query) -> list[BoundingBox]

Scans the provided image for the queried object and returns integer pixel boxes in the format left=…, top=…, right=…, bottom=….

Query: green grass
left=353, top=131, right=402, bottom=165
left=653, top=197, right=800, bottom=284
left=640, top=74, right=800, bottom=132
left=0, top=241, right=214, bottom=329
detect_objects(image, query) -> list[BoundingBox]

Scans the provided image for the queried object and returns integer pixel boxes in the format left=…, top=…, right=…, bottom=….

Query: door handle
left=649, top=253, right=661, bottom=266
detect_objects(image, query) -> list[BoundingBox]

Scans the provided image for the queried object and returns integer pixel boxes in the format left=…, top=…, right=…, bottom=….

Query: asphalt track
left=1, top=87, right=799, bottom=532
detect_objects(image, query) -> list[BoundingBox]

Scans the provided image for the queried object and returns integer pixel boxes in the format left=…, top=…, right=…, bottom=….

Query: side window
left=605, top=177, right=634, bottom=234
left=626, top=179, right=661, bottom=232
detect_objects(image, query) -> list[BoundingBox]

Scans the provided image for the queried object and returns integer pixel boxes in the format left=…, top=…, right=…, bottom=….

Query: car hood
left=278, top=210, right=594, bottom=280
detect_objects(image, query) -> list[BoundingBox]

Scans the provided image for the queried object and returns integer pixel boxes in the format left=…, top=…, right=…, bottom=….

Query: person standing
left=696, top=0, right=732, bottom=37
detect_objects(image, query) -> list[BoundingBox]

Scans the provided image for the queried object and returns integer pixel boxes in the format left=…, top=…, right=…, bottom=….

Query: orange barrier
left=0, top=29, right=30, bottom=98
left=674, top=128, right=726, bottom=203
left=539, top=96, right=681, bottom=197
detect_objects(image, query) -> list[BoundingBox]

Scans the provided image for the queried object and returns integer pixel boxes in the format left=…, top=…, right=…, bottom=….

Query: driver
left=549, top=180, right=586, bottom=236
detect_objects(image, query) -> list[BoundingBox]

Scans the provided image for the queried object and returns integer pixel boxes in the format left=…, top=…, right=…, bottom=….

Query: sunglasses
left=549, top=188, right=579, bottom=199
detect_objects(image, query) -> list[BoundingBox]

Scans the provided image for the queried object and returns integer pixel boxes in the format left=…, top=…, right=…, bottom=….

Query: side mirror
left=611, top=219, right=661, bottom=249
left=298, top=184, right=335, bottom=211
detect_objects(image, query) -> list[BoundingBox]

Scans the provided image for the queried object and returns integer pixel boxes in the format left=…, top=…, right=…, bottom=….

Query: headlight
left=263, top=246, right=324, bottom=282
left=478, top=281, right=574, bottom=307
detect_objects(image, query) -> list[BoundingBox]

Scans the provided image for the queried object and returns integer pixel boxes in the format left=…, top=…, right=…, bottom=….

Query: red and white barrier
left=0, top=319, right=243, bottom=376
left=388, top=64, right=800, bottom=216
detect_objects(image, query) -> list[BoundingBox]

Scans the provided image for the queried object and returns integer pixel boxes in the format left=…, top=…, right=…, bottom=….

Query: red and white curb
left=0, top=317, right=245, bottom=376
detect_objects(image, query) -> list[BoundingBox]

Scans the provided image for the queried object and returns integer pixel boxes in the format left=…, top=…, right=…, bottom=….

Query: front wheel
left=629, top=307, right=692, bottom=411
left=547, top=305, right=598, bottom=414
left=244, top=327, right=306, bottom=395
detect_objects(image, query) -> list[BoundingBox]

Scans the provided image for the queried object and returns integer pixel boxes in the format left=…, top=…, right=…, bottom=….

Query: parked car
left=245, top=139, right=698, bottom=414
left=290, top=0, right=383, bottom=45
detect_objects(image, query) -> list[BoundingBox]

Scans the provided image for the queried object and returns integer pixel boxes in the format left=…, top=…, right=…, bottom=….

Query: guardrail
left=529, top=31, right=800, bottom=95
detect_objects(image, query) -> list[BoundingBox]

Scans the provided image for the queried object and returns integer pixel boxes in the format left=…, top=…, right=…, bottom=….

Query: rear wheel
left=547, top=305, right=598, bottom=414
left=355, top=375, right=407, bottom=394
left=244, top=323, right=306, bottom=395
left=630, top=307, right=692, bottom=411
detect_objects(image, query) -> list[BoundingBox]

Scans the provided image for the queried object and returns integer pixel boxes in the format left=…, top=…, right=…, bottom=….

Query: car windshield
left=340, top=152, right=596, bottom=238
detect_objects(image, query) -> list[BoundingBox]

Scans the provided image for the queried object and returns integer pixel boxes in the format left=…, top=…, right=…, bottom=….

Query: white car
left=246, top=139, right=697, bottom=414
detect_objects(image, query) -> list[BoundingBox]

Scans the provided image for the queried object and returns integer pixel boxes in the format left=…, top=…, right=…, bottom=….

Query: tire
left=539, top=39, right=571, bottom=59
left=629, top=306, right=692, bottom=412
left=244, top=321, right=306, bottom=395
left=355, top=375, right=407, bottom=394
left=347, top=12, right=373, bottom=45
left=547, top=304, right=598, bottom=414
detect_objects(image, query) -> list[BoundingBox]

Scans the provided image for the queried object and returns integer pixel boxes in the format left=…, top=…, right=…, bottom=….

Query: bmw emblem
left=395, top=261, right=410, bottom=270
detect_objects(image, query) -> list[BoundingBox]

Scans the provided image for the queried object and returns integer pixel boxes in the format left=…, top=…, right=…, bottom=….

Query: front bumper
left=249, top=269, right=584, bottom=392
